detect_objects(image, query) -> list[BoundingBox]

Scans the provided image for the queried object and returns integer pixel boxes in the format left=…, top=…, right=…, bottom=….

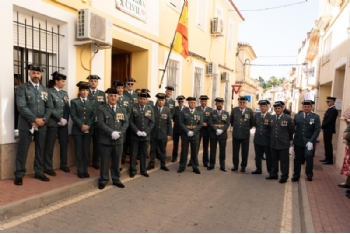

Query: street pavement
left=0, top=131, right=303, bottom=233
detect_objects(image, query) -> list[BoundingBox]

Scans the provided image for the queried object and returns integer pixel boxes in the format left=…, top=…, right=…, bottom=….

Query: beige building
left=235, top=42, right=259, bottom=110
left=0, top=0, right=244, bottom=180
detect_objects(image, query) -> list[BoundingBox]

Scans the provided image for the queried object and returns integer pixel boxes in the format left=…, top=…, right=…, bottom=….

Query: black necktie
left=158, top=108, right=161, bottom=114
left=112, top=106, right=116, bottom=113
left=82, top=99, right=85, bottom=104
left=35, top=85, right=38, bottom=90
left=141, top=107, right=144, bottom=112
left=92, top=91, right=95, bottom=95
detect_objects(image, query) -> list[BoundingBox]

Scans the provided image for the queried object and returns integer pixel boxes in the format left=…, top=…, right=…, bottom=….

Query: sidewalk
left=304, top=143, right=350, bottom=233
left=0, top=140, right=179, bottom=221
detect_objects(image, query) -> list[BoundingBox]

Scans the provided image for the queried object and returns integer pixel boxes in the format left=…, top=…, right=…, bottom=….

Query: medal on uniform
left=245, top=114, right=250, bottom=119
left=206, top=112, right=210, bottom=117
left=145, top=110, right=152, bottom=118
left=169, top=104, right=174, bottom=109
left=106, top=116, right=109, bottom=124
left=97, top=96, right=104, bottom=102
left=161, top=114, right=167, bottom=119
left=41, top=91, right=48, bottom=102
left=222, top=114, right=227, bottom=120
left=134, top=97, right=138, bottom=103
left=310, top=118, right=314, bottom=125
left=116, top=113, right=124, bottom=122
left=64, top=96, right=69, bottom=103
left=124, top=101, right=129, bottom=106
left=264, top=119, right=269, bottom=125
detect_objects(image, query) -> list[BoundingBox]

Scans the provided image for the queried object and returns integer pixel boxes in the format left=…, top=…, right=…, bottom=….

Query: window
left=193, top=67, right=203, bottom=105
left=168, top=0, right=184, bottom=13
left=166, top=59, right=179, bottom=100
left=227, top=20, right=234, bottom=50
left=196, top=0, right=207, bottom=31
left=211, top=75, right=218, bottom=107
left=215, top=5, right=223, bottom=42
left=322, top=33, right=332, bottom=64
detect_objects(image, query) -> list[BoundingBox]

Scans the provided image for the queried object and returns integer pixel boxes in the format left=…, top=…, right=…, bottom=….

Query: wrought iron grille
left=166, top=60, right=179, bottom=100
left=193, top=67, right=202, bottom=105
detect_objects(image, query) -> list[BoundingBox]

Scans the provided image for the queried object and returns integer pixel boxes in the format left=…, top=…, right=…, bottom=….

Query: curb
left=298, top=170, right=315, bottom=233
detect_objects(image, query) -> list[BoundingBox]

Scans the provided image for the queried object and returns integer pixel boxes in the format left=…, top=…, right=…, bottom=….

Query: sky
left=233, top=0, right=319, bottom=80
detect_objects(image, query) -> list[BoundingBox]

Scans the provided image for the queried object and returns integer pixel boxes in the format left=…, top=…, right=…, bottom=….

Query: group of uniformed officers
left=14, top=64, right=324, bottom=189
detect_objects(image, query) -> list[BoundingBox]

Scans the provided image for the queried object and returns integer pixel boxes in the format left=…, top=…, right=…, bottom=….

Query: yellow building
left=0, top=0, right=244, bottom=179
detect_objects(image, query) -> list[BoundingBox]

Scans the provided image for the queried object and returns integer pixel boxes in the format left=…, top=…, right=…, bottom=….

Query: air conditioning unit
left=77, top=8, right=113, bottom=46
left=211, top=17, right=224, bottom=35
left=207, top=62, right=218, bottom=75
left=221, top=72, right=230, bottom=82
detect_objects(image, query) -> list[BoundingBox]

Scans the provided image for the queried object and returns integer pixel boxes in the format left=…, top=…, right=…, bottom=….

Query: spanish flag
left=173, top=0, right=188, bottom=59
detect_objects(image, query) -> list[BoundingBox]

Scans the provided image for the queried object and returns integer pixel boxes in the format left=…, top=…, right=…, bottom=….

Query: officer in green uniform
left=267, top=101, right=295, bottom=183
left=292, top=100, right=320, bottom=182
left=230, top=96, right=254, bottom=172
left=113, top=80, right=131, bottom=165
left=141, top=88, right=154, bottom=107
left=43, top=72, right=70, bottom=176
left=207, top=97, right=230, bottom=171
left=171, top=95, right=187, bottom=162
left=97, top=88, right=129, bottom=190
left=193, top=95, right=213, bottom=168
left=71, top=82, right=96, bottom=179
left=129, top=92, right=155, bottom=178
left=252, top=100, right=272, bottom=175
left=165, top=86, right=175, bottom=119
left=178, top=97, right=203, bottom=174
left=147, top=93, right=172, bottom=171
left=14, top=64, right=53, bottom=186
left=87, top=75, right=106, bottom=170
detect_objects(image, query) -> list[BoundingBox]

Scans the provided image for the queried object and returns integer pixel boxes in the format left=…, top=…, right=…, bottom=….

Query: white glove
left=111, top=131, right=120, bottom=140
left=141, top=131, right=147, bottom=137
left=57, top=122, right=63, bottom=126
left=290, top=141, right=293, bottom=147
left=187, top=131, right=194, bottom=137
left=216, top=129, right=224, bottom=135
left=137, top=131, right=143, bottom=137
left=306, top=142, right=313, bottom=151
left=61, top=118, right=68, bottom=126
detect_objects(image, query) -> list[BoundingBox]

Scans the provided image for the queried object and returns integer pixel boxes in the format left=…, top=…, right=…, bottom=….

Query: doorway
left=111, top=48, right=131, bottom=85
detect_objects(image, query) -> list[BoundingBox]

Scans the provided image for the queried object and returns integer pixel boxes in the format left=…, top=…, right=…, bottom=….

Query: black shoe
left=319, top=159, right=327, bottom=162
left=322, top=161, right=333, bottom=165
left=84, top=173, right=90, bottom=178
left=241, top=167, right=246, bottom=172
left=121, top=159, right=125, bottom=165
left=187, top=163, right=192, bottom=167
left=60, top=167, right=70, bottom=173
left=141, top=173, right=149, bottom=177
left=93, top=165, right=100, bottom=170
left=266, top=175, right=278, bottom=180
left=98, top=183, right=105, bottom=190
left=345, top=189, right=350, bottom=194
left=279, top=178, right=287, bottom=183
left=130, top=174, right=135, bottom=178
left=34, top=174, right=50, bottom=182
left=44, top=170, right=57, bottom=176
left=171, top=158, right=176, bottom=162
left=262, top=157, right=266, bottom=160
left=338, top=183, right=350, bottom=188
left=160, top=166, right=169, bottom=171
left=220, top=168, right=227, bottom=172
left=146, top=165, right=154, bottom=170
left=307, top=177, right=312, bottom=181
left=207, top=166, right=214, bottom=170
left=346, top=194, right=350, bottom=199
left=177, top=168, right=184, bottom=173
left=14, top=177, right=23, bottom=186
left=113, top=181, right=125, bottom=188
left=203, top=164, right=208, bottom=168
left=251, top=170, right=262, bottom=174
left=193, top=168, right=201, bottom=174
left=77, top=173, right=84, bottom=179
left=231, top=167, right=238, bottom=171
left=291, top=178, right=299, bottom=182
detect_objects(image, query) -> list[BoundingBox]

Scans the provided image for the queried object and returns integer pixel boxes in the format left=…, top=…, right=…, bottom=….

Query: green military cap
left=176, top=95, right=186, bottom=100
left=186, top=97, right=196, bottom=101
left=27, top=63, right=44, bottom=72
left=112, top=80, right=124, bottom=87
left=155, top=93, right=166, bottom=99
left=105, top=88, right=118, bottom=94
left=76, top=81, right=90, bottom=89
left=86, top=75, right=101, bottom=80
left=199, top=95, right=209, bottom=100
left=125, top=77, right=136, bottom=83
left=51, top=71, right=67, bottom=80
left=238, top=96, right=248, bottom=101
left=141, top=88, right=151, bottom=93
left=138, top=92, right=149, bottom=98
left=326, top=96, right=336, bottom=102
left=273, top=101, right=283, bottom=107
left=302, top=100, right=315, bottom=105
left=215, top=97, right=224, bottom=102
left=258, top=100, right=270, bottom=106
left=165, top=86, right=175, bottom=91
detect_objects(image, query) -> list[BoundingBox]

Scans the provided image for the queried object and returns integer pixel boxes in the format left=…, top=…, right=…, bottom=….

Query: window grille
left=166, top=59, right=179, bottom=100
left=193, top=67, right=202, bottom=105
left=13, top=11, right=65, bottom=86
left=211, top=75, right=218, bottom=107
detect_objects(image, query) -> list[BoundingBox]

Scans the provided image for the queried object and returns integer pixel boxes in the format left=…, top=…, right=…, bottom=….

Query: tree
left=265, top=76, right=285, bottom=90
left=257, top=76, right=266, bottom=89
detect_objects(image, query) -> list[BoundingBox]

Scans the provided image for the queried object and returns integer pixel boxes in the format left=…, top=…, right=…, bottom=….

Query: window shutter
left=196, top=0, right=207, bottom=30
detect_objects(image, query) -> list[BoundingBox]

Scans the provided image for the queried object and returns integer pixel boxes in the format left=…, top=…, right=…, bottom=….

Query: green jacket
left=117, top=95, right=131, bottom=119
left=129, top=104, right=155, bottom=141
left=179, top=108, right=203, bottom=140
left=230, top=107, right=254, bottom=139
left=196, top=105, right=213, bottom=137
left=269, top=114, right=295, bottom=150
left=173, top=105, right=188, bottom=134
left=97, top=104, right=129, bottom=145
left=253, top=112, right=272, bottom=146
left=165, top=98, right=175, bottom=119
left=207, top=110, right=230, bottom=139
left=123, top=90, right=139, bottom=107
left=16, top=82, right=53, bottom=131
left=70, top=98, right=96, bottom=135
left=293, top=112, right=321, bottom=147
left=47, top=88, right=70, bottom=127
left=88, top=89, right=106, bottom=129
left=151, top=106, right=173, bottom=139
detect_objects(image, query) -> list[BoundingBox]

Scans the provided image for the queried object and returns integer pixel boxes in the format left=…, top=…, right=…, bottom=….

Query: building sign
left=244, top=95, right=251, bottom=103
left=115, top=0, right=147, bottom=22
left=335, top=99, right=342, bottom=110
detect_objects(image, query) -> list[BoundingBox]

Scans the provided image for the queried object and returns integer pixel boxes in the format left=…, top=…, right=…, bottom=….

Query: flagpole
left=159, top=0, right=187, bottom=89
